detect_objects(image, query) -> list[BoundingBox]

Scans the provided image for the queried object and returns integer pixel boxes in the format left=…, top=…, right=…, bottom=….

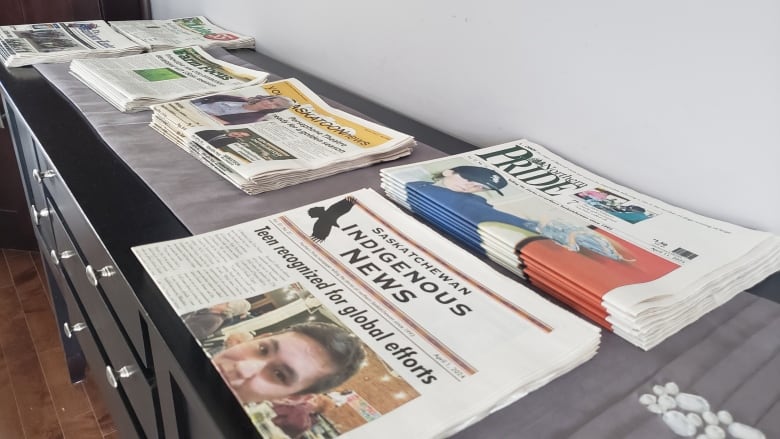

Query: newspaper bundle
left=110, top=16, right=254, bottom=52
left=0, top=20, right=142, bottom=68
left=381, top=139, right=780, bottom=350
left=69, top=46, right=268, bottom=112
left=150, top=78, right=415, bottom=194
left=132, top=188, right=599, bottom=439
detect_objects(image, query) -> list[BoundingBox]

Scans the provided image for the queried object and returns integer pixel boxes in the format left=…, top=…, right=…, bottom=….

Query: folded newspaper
left=150, top=78, right=415, bottom=194
left=380, top=139, right=780, bottom=350
left=110, top=16, right=254, bottom=52
left=132, top=188, right=600, bottom=439
left=0, top=20, right=142, bottom=68
left=69, top=46, right=268, bottom=112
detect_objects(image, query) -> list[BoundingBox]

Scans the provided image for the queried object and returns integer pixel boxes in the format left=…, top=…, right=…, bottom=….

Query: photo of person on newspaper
left=189, top=284, right=420, bottom=438
left=192, top=93, right=295, bottom=125
left=213, top=321, right=365, bottom=404
left=405, top=165, right=630, bottom=261
left=194, top=128, right=253, bottom=148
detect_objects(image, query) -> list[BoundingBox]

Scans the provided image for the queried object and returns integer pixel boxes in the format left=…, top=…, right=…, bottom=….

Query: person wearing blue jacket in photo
left=405, top=165, right=628, bottom=261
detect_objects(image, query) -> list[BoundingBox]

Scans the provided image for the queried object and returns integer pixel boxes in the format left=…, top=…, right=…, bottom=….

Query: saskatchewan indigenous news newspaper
left=70, top=46, right=268, bottom=112
left=381, top=140, right=780, bottom=350
left=0, top=21, right=142, bottom=67
left=132, top=189, right=599, bottom=439
left=150, top=79, right=414, bottom=194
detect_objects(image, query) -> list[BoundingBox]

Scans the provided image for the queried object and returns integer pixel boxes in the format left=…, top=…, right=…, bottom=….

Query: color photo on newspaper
left=381, top=139, right=780, bottom=350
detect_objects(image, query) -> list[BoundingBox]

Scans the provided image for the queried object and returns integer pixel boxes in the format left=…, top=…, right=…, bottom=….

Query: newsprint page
left=132, top=189, right=599, bottom=439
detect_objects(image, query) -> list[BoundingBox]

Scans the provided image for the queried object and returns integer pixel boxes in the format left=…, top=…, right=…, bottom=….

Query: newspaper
left=380, top=139, right=780, bottom=350
left=69, top=46, right=268, bottom=112
left=110, top=16, right=254, bottom=51
left=132, top=188, right=599, bottom=439
left=150, top=78, right=415, bottom=193
left=0, top=20, right=142, bottom=68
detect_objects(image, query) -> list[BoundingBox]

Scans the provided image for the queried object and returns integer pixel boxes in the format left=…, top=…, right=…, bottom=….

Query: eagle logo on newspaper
left=308, top=196, right=357, bottom=242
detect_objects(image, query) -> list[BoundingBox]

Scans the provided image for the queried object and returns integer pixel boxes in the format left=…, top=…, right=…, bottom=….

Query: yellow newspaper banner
left=262, top=81, right=394, bottom=148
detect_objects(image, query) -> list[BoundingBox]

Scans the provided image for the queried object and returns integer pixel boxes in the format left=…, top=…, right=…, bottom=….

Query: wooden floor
left=0, top=249, right=117, bottom=439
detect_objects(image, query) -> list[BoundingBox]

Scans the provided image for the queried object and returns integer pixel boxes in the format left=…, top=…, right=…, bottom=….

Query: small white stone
left=653, top=384, right=666, bottom=395
left=716, top=410, right=733, bottom=425
left=704, top=424, right=726, bottom=439
left=639, top=394, right=657, bottom=405
left=662, top=410, right=698, bottom=437
left=665, top=382, right=680, bottom=395
left=702, top=411, right=719, bottom=425
left=675, top=393, right=711, bottom=413
left=687, top=413, right=703, bottom=428
left=648, top=403, right=664, bottom=414
left=727, top=422, right=766, bottom=439
left=659, top=394, right=677, bottom=410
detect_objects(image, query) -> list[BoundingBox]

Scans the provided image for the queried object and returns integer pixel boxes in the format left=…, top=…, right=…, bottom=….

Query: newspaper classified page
left=381, top=139, right=780, bottom=350
left=132, top=188, right=599, bottom=439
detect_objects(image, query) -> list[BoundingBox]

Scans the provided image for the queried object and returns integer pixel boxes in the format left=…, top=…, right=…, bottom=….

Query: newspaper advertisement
left=152, top=78, right=412, bottom=179
left=132, top=188, right=599, bottom=439
left=0, top=21, right=141, bottom=66
left=110, top=16, right=254, bottom=51
left=71, top=46, right=267, bottom=102
left=381, top=140, right=780, bottom=326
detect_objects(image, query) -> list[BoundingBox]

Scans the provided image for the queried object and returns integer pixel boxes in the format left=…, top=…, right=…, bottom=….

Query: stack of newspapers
left=381, top=139, right=780, bottom=350
left=150, top=78, right=415, bottom=194
left=0, top=20, right=142, bottom=68
left=70, top=46, right=268, bottom=112
left=110, top=16, right=254, bottom=52
left=132, top=188, right=601, bottom=438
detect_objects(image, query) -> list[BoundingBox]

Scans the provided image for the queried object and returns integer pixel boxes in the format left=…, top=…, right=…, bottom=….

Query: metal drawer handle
left=49, top=249, right=59, bottom=265
left=30, top=204, right=50, bottom=226
left=105, top=365, right=138, bottom=389
left=63, top=322, right=87, bottom=339
left=59, top=250, right=76, bottom=260
left=85, top=265, right=116, bottom=287
left=32, top=168, right=56, bottom=184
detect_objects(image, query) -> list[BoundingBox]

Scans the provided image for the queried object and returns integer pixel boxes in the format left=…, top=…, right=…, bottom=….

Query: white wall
left=151, top=1, right=780, bottom=233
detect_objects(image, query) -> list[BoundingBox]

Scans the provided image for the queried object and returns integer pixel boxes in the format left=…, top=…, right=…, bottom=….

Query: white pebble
left=702, top=411, right=719, bottom=425
left=648, top=403, right=664, bottom=414
left=659, top=394, right=677, bottom=410
left=653, top=384, right=666, bottom=395
left=639, top=394, right=657, bottom=405
left=662, top=410, right=698, bottom=437
left=716, top=410, right=733, bottom=425
left=687, top=413, right=703, bottom=428
left=665, top=382, right=680, bottom=395
left=675, top=393, right=711, bottom=413
left=727, top=422, right=766, bottom=439
left=704, top=425, right=726, bottom=439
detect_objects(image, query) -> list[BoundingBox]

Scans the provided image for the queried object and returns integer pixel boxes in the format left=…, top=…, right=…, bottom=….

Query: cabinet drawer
left=51, top=209, right=160, bottom=439
left=42, top=148, right=151, bottom=368
left=58, top=274, right=144, bottom=439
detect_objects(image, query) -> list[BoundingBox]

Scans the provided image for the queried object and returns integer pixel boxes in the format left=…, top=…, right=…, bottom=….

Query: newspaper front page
left=380, top=139, right=780, bottom=349
left=0, top=21, right=141, bottom=67
left=70, top=46, right=267, bottom=111
left=132, top=188, right=599, bottom=438
left=150, top=79, right=414, bottom=193
left=110, top=16, right=254, bottom=51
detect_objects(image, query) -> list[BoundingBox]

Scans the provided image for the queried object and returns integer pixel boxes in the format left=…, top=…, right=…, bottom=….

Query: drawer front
left=51, top=209, right=160, bottom=439
left=42, top=148, right=151, bottom=368
left=58, top=275, right=144, bottom=439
